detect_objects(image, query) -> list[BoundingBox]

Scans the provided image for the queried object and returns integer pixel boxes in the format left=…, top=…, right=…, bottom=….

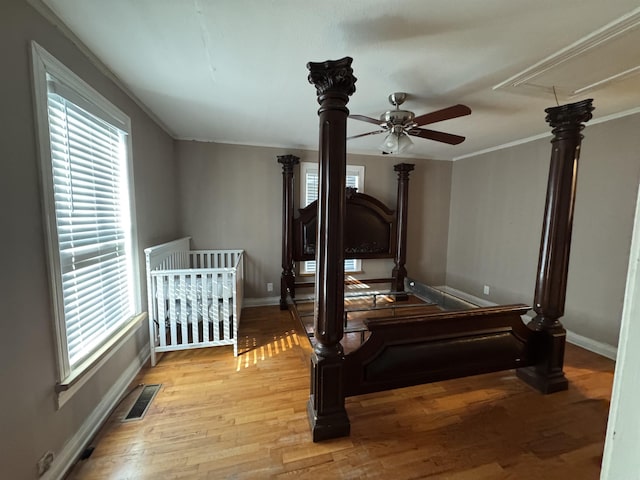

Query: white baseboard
left=44, top=346, right=150, bottom=480
left=566, top=330, right=618, bottom=360
left=243, top=296, right=281, bottom=307
left=432, top=285, right=498, bottom=307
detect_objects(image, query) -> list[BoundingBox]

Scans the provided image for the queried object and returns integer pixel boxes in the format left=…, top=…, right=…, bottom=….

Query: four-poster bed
left=289, top=56, right=593, bottom=442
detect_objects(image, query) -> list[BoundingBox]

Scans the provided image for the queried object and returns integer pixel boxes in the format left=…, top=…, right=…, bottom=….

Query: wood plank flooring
left=66, top=306, right=615, bottom=479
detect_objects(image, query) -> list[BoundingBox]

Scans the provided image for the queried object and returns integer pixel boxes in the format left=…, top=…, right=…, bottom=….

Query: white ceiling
left=39, top=0, right=640, bottom=160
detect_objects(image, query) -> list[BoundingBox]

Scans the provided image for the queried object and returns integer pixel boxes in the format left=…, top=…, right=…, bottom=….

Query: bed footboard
left=343, top=304, right=535, bottom=397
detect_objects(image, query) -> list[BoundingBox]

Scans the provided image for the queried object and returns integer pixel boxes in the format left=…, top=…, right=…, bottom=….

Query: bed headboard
left=294, top=188, right=397, bottom=260
left=278, top=154, right=414, bottom=306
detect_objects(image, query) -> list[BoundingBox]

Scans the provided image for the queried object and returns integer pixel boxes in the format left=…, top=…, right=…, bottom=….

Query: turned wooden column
left=278, top=154, right=300, bottom=309
left=306, top=56, right=356, bottom=441
left=391, top=163, right=414, bottom=297
left=517, top=98, right=594, bottom=393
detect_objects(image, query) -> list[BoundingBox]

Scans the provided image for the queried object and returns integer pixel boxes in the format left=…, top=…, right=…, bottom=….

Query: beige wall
left=175, top=141, right=452, bottom=298
left=0, top=2, right=179, bottom=478
left=447, top=113, right=640, bottom=347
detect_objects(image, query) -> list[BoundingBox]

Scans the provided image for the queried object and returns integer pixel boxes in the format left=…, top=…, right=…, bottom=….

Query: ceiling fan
left=348, top=92, right=471, bottom=154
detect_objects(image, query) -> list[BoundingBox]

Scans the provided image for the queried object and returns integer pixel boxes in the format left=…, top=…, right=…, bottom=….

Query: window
left=299, top=162, right=365, bottom=274
left=32, top=43, right=142, bottom=399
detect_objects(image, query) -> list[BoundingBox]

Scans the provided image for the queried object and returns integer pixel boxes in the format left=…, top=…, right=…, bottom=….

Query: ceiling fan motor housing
left=380, top=110, right=415, bottom=127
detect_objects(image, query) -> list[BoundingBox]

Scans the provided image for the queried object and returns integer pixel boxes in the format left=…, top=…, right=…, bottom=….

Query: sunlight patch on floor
left=236, top=330, right=300, bottom=371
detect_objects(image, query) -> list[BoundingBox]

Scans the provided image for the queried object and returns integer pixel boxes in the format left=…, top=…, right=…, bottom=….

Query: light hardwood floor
left=67, top=306, right=615, bottom=479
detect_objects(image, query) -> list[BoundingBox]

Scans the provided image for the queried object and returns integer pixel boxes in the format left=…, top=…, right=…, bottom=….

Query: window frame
left=31, top=42, right=144, bottom=406
left=299, top=162, right=365, bottom=275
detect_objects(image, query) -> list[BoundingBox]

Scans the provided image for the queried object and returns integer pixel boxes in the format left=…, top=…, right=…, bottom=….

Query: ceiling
left=38, top=0, right=640, bottom=160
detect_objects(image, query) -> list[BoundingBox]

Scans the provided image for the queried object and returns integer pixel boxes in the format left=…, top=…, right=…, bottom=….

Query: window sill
left=56, top=312, right=147, bottom=409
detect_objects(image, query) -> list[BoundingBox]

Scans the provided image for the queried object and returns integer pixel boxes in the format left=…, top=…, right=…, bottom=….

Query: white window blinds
left=46, top=76, right=135, bottom=372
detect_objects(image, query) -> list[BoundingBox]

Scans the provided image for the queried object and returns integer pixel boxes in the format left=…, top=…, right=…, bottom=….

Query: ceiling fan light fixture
left=380, top=132, right=399, bottom=153
left=380, top=132, right=412, bottom=154
left=398, top=133, right=413, bottom=152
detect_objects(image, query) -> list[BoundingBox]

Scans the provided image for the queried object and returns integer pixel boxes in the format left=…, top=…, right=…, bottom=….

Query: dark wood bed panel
left=299, top=56, right=593, bottom=441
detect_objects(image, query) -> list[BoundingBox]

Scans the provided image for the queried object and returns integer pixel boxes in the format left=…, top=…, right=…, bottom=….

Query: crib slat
left=202, top=273, right=210, bottom=343
left=190, top=275, right=199, bottom=344
left=222, top=272, right=231, bottom=341
left=156, top=275, right=166, bottom=348
left=179, top=274, right=188, bottom=345
left=168, top=275, right=177, bottom=346
left=212, top=275, right=220, bottom=341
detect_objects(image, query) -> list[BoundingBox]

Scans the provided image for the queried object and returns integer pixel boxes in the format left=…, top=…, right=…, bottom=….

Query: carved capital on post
left=545, top=99, right=594, bottom=138
left=394, top=162, right=415, bottom=177
left=277, top=154, right=300, bottom=173
left=307, top=57, right=357, bottom=105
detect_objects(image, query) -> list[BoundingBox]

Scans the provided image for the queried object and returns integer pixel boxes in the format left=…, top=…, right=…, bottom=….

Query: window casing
left=31, top=42, right=142, bottom=399
left=299, top=162, right=365, bottom=274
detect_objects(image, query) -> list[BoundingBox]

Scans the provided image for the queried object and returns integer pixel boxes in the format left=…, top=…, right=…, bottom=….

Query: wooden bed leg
left=392, top=163, right=414, bottom=300
left=278, top=154, right=300, bottom=310
left=306, top=57, right=356, bottom=441
left=517, top=98, right=594, bottom=394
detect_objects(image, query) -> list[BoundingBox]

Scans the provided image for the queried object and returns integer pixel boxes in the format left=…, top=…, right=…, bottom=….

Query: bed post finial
left=392, top=163, right=415, bottom=296
left=517, top=98, right=594, bottom=394
left=278, top=154, right=300, bottom=310
left=306, top=57, right=356, bottom=442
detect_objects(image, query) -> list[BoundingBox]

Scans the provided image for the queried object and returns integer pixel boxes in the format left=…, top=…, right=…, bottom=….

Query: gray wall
left=0, top=2, right=180, bottom=478
left=175, top=141, right=452, bottom=298
left=447, top=113, right=640, bottom=347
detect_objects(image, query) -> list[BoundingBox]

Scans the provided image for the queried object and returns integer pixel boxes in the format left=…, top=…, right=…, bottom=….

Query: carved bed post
left=306, top=57, right=356, bottom=441
left=392, top=163, right=415, bottom=297
left=278, top=154, right=300, bottom=309
left=517, top=98, right=594, bottom=393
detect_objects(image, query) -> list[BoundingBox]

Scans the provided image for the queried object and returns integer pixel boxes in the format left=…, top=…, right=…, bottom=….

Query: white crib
left=145, top=237, right=244, bottom=366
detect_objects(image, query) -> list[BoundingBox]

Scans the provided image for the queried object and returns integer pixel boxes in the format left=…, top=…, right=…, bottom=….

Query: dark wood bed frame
left=290, top=56, right=593, bottom=442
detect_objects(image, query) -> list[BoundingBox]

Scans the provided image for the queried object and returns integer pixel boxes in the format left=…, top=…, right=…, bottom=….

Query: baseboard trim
left=244, top=296, right=281, bottom=307
left=44, top=346, right=150, bottom=480
left=566, top=330, right=618, bottom=360
left=433, top=285, right=498, bottom=307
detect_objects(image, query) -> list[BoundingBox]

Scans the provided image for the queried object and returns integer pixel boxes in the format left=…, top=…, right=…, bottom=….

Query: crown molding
left=27, top=0, right=175, bottom=138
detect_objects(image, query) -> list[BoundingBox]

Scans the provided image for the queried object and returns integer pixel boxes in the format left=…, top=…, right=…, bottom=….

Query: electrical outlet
left=37, top=451, right=54, bottom=477
left=483, top=285, right=490, bottom=295
left=267, top=282, right=273, bottom=292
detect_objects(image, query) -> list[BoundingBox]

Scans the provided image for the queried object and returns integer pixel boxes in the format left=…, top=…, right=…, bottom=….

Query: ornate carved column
left=306, top=57, right=356, bottom=441
left=391, top=163, right=415, bottom=297
left=517, top=98, right=594, bottom=393
left=278, top=154, right=300, bottom=309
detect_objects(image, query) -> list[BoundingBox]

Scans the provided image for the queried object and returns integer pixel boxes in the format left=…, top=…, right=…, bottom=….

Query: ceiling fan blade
left=408, top=128, right=466, bottom=145
left=413, top=104, right=471, bottom=127
left=347, top=130, right=385, bottom=140
left=349, top=114, right=382, bottom=125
